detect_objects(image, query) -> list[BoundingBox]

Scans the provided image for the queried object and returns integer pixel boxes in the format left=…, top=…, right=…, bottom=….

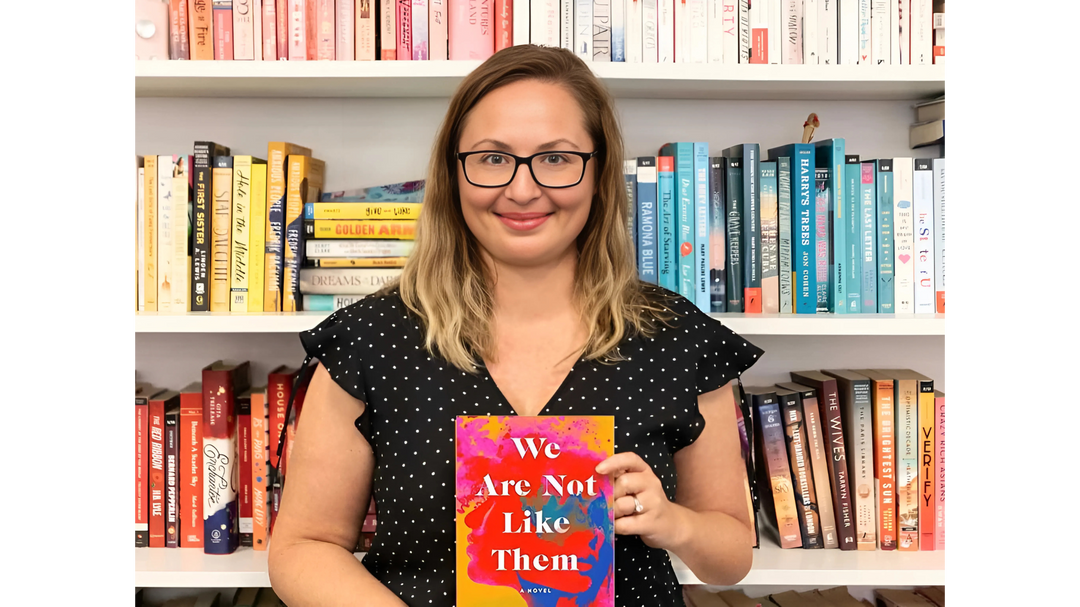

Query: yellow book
left=264, top=142, right=313, bottom=312
left=304, top=219, right=416, bottom=240
left=211, top=155, right=233, bottom=312
left=230, top=157, right=266, bottom=312
left=143, top=155, right=158, bottom=311
left=137, top=157, right=144, bottom=311
left=915, top=372, right=936, bottom=551
left=283, top=155, right=325, bottom=312
left=248, top=162, right=267, bottom=313
left=305, top=202, right=422, bottom=220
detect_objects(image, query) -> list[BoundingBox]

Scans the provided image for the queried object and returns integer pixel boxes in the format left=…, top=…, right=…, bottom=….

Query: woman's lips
left=495, top=212, right=553, bottom=231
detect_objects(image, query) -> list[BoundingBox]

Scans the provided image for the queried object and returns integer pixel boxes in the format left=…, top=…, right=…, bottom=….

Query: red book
left=238, top=390, right=254, bottom=546
left=135, top=384, right=159, bottom=547
left=213, top=0, right=235, bottom=59
left=170, top=0, right=191, bottom=59
left=495, top=0, right=512, bottom=51
left=179, top=382, right=204, bottom=548
left=305, top=0, right=318, bottom=59
left=165, top=404, right=181, bottom=547
left=202, top=361, right=252, bottom=555
left=396, top=0, right=412, bottom=61
left=267, top=365, right=300, bottom=530
left=148, top=390, right=179, bottom=548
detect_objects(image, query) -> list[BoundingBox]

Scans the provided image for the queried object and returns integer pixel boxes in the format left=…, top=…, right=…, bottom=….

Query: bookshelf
left=136, top=50, right=945, bottom=594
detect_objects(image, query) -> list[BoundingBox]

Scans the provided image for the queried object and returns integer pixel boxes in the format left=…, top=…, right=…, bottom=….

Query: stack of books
left=684, top=585, right=945, bottom=607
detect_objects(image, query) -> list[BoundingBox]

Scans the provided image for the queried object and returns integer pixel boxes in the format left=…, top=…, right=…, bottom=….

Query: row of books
left=624, top=142, right=946, bottom=315
left=684, top=585, right=945, bottom=607
left=140, top=0, right=945, bottom=65
left=141, top=587, right=285, bottom=607
left=739, top=369, right=944, bottom=551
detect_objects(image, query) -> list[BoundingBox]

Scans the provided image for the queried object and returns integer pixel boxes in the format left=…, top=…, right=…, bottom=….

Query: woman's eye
left=481, top=154, right=510, bottom=165
left=542, top=154, right=568, bottom=165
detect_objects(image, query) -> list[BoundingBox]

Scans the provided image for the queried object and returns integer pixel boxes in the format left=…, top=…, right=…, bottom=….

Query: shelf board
left=135, top=312, right=944, bottom=336
left=135, top=543, right=944, bottom=588
left=135, top=61, right=944, bottom=100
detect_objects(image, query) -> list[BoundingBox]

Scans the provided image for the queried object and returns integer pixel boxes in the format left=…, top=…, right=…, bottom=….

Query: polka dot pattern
left=298, top=285, right=764, bottom=606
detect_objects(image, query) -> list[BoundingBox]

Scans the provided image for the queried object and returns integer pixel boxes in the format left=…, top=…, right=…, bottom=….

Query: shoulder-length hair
left=380, top=44, right=676, bottom=373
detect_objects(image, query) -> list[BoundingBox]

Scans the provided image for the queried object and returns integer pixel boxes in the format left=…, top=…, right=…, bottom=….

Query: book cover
left=448, top=0, right=495, bottom=60
left=298, top=268, right=403, bottom=294
left=858, top=0, right=872, bottom=63
left=759, top=161, right=779, bottom=314
left=892, top=158, right=915, bottom=313
left=624, top=160, right=638, bottom=268
left=170, top=0, right=191, bottom=59
left=157, top=156, right=178, bottom=312
left=149, top=390, right=180, bottom=547
left=315, top=0, right=335, bottom=59
left=748, top=0, right=768, bottom=62
left=321, top=180, right=425, bottom=202
left=871, top=0, right=888, bottom=64
left=789, top=370, right=855, bottom=549
left=854, top=369, right=895, bottom=550
left=724, top=144, right=762, bottom=312
left=263, top=0, right=278, bottom=59
left=238, top=390, right=254, bottom=546
left=593, top=0, right=612, bottom=61
left=430, top=0, right=450, bottom=59
left=189, top=0, right=216, bottom=59
left=192, top=142, right=231, bottom=312
left=304, top=202, right=423, bottom=220
left=746, top=387, right=801, bottom=549
left=138, top=159, right=145, bottom=311
left=213, top=0, right=235, bottom=59
left=455, top=415, right=615, bottom=605
left=916, top=371, right=936, bottom=550
left=724, top=158, right=744, bottom=311
left=267, top=365, right=300, bottom=530
left=233, top=0, right=256, bottom=59
left=251, top=388, right=270, bottom=550
left=396, top=0, right=414, bottom=60
left=287, top=0, right=306, bottom=60
left=819, top=0, right=838, bottom=63
left=813, top=167, right=829, bottom=313
left=659, top=142, right=695, bottom=301
left=932, top=158, right=945, bottom=313
left=248, top=162, right=268, bottom=313
left=823, top=369, right=876, bottom=551
left=657, top=156, right=676, bottom=292
left=165, top=403, right=180, bottom=547
left=781, top=0, right=802, bottom=64
left=356, top=0, right=376, bottom=59
left=211, top=155, right=233, bottom=312
left=636, top=157, right=658, bottom=284
left=306, top=0, right=318, bottom=59
left=913, top=158, right=935, bottom=313
left=277, top=0, right=291, bottom=59
left=775, top=387, right=822, bottom=548
left=859, top=162, right=877, bottom=312
left=284, top=155, right=326, bottom=312
left=844, top=154, right=862, bottom=313
left=135, top=384, right=159, bottom=547
left=180, top=382, right=204, bottom=548
left=202, top=360, right=251, bottom=555
left=878, top=368, right=920, bottom=551
left=934, top=389, right=944, bottom=550
left=231, top=157, right=266, bottom=312
left=171, top=155, right=193, bottom=312
left=381, top=0, right=397, bottom=59
left=776, top=382, right=838, bottom=548
left=731, top=382, right=758, bottom=548
left=709, top=157, right=727, bottom=313
left=766, top=143, right=815, bottom=313
left=875, top=159, right=894, bottom=312
left=840, top=0, right=859, bottom=63
left=303, top=219, right=417, bottom=240
left=693, top=142, right=711, bottom=311
left=304, top=239, right=416, bottom=258
left=777, top=156, right=793, bottom=314
left=264, top=143, right=313, bottom=311
left=814, top=139, right=846, bottom=313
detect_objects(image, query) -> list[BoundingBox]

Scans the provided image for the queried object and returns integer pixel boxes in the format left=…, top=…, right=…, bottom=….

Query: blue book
left=635, top=157, right=658, bottom=284
left=859, top=162, right=877, bottom=312
left=708, top=157, right=727, bottom=312
left=693, top=142, right=711, bottom=311
left=657, top=156, right=677, bottom=292
left=844, top=155, right=863, bottom=313
left=767, top=144, right=816, bottom=314
left=815, top=139, right=846, bottom=313
left=724, top=158, right=744, bottom=312
left=721, top=143, right=762, bottom=312
left=624, top=159, right=638, bottom=261
left=777, top=157, right=793, bottom=314
left=759, top=161, right=779, bottom=314
left=660, top=142, right=695, bottom=300
left=875, top=159, right=895, bottom=313
left=320, top=180, right=425, bottom=202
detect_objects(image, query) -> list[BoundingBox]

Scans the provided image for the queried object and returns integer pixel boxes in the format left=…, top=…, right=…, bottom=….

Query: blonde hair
left=379, top=44, right=676, bottom=372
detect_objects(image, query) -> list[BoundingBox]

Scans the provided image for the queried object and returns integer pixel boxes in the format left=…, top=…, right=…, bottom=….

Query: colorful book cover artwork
left=455, top=415, right=615, bottom=607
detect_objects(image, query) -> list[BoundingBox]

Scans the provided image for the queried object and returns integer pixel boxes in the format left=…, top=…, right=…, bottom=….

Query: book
left=448, top=0, right=495, bottom=60
left=693, top=142, right=711, bottom=310
left=455, top=415, right=615, bottom=604
left=854, top=369, right=896, bottom=550
left=298, top=268, right=403, bottom=295
left=813, top=167, right=829, bottom=312
left=766, top=143, right=815, bottom=313
left=231, top=156, right=267, bottom=312
left=789, top=370, right=855, bottom=549
left=190, top=0, right=216, bottom=59
left=202, top=360, right=252, bottom=555
left=213, top=0, right=235, bottom=60
left=823, top=369, right=876, bottom=551
left=165, top=403, right=180, bottom=547
left=932, top=158, right=945, bottom=313
left=137, top=158, right=145, bottom=311
left=143, top=156, right=159, bottom=312
left=844, top=154, right=862, bottom=313
left=304, top=202, right=423, bottom=220
left=264, top=142, right=313, bottom=312
left=251, top=387, right=271, bottom=550
left=877, top=368, right=924, bottom=551
left=283, top=155, right=326, bottom=312
left=381, top=0, right=397, bottom=59
left=875, top=589, right=938, bottom=607
left=724, top=157, right=744, bottom=311
left=892, top=157, right=915, bottom=313
left=915, top=586, right=945, bottom=607
left=934, top=389, right=944, bottom=550
left=302, top=257, right=409, bottom=268
left=636, top=157, right=658, bottom=284
left=303, top=219, right=417, bottom=240
left=913, top=158, right=935, bottom=313
left=192, top=142, right=231, bottom=312
left=168, top=1, right=190, bottom=60
left=776, top=382, right=837, bottom=548
left=180, top=382, right=204, bottom=548
left=321, top=180, right=425, bottom=202
left=233, top=0, right=256, bottom=59
left=356, top=0, right=376, bottom=59
left=917, top=373, right=937, bottom=550
left=814, top=138, right=846, bottom=314
left=759, top=161, right=779, bottom=314
left=267, top=365, right=301, bottom=530
left=859, top=162, right=877, bottom=312
left=135, top=384, right=160, bottom=547
left=149, top=390, right=180, bottom=547
left=658, top=142, right=695, bottom=301
left=709, top=157, right=727, bottom=313
left=262, top=0, right=277, bottom=59
left=745, top=386, right=801, bottom=549
left=777, top=156, right=793, bottom=314
left=721, top=143, right=762, bottom=312
left=211, top=155, right=234, bottom=312
left=157, top=156, right=179, bottom=312
left=657, top=156, right=677, bottom=292
left=248, top=161, right=268, bottom=313
left=305, top=239, right=416, bottom=258
left=238, top=390, right=253, bottom=546
left=301, top=294, right=369, bottom=311
left=874, top=159, right=894, bottom=313
left=775, top=386, right=821, bottom=548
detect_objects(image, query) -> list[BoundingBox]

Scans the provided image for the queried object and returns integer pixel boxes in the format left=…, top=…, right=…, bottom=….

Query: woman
left=268, top=44, right=764, bottom=606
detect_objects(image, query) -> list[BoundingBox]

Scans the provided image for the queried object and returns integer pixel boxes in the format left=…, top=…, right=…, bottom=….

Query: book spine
left=673, top=0, right=686, bottom=62
left=840, top=0, right=858, bottom=63
left=285, top=157, right=326, bottom=311
left=356, top=0, right=376, bottom=59
left=233, top=0, right=256, bottom=59
left=306, top=0, right=318, bottom=58
left=413, top=0, right=429, bottom=59
left=824, top=141, right=846, bottom=314
left=305, top=202, right=425, bottom=221
left=627, top=0, right=643, bottom=62
left=707, top=0, right=723, bottom=62
left=759, top=162, right=779, bottom=314
left=694, top=143, right=711, bottom=310
left=157, top=157, right=177, bottom=313
left=263, top=0, right=278, bottom=59
left=870, top=0, right=888, bottom=64
left=895, top=378, right=919, bottom=550
left=306, top=238, right=416, bottom=257
left=793, top=148, right=815, bottom=313
left=725, top=159, right=744, bottom=311
left=675, top=144, right=695, bottom=300
left=135, top=395, right=149, bottom=547
left=397, top=0, right=413, bottom=60
left=264, top=143, right=313, bottom=311
left=165, top=409, right=179, bottom=547
left=689, top=0, right=707, bottom=62
left=561, top=0, right=575, bottom=50
left=738, top=0, right=749, bottom=62
left=934, top=391, right=945, bottom=550
left=743, top=144, right=761, bottom=312
left=756, top=399, right=802, bottom=548
left=782, top=0, right=801, bottom=64
left=304, top=219, right=417, bottom=240
left=892, top=158, right=915, bottom=314
left=844, top=155, right=862, bottom=313
left=180, top=390, right=204, bottom=548
left=277, top=0, right=291, bottom=59
left=918, top=379, right=936, bottom=550
left=857, top=0, right=871, bottom=63
left=642, top=0, right=658, bottom=62
left=768, top=0, right=781, bottom=64
left=658, top=0, right=674, bottom=62
left=859, top=163, right=877, bottom=312
left=149, top=398, right=165, bottom=547
left=337, top=0, right=355, bottom=60
left=819, top=0, right=837, bottom=63
left=203, top=371, right=239, bottom=554
left=252, top=0, right=263, bottom=59
left=709, top=158, right=727, bottom=313
left=303, top=294, right=369, bottom=311
left=821, top=380, right=856, bottom=549
left=288, top=0, right=306, bottom=60
left=722, top=0, right=738, bottom=63
left=495, top=0, right=512, bottom=52
left=304, top=256, right=409, bottom=268
left=311, top=0, right=333, bottom=59
left=913, top=159, right=935, bottom=313
left=933, top=158, right=945, bottom=313
left=231, top=157, right=252, bottom=312
left=782, top=395, right=822, bottom=548
left=875, top=159, right=894, bottom=312
left=636, top=157, right=659, bottom=284
left=529, top=0, right=555, bottom=47
left=894, top=0, right=907, bottom=63
left=299, top=267, right=404, bottom=294
left=211, top=156, right=233, bottom=312
left=190, top=0, right=216, bottom=59
left=138, top=162, right=145, bottom=311
left=846, top=378, right=876, bottom=550
left=910, top=0, right=931, bottom=64
left=800, top=391, right=838, bottom=548
left=248, top=163, right=267, bottom=313
left=777, top=157, right=792, bottom=314
left=238, top=395, right=253, bottom=546
left=813, top=168, right=829, bottom=313
left=381, top=0, right=398, bottom=59
left=252, top=390, right=270, bottom=550
left=213, top=0, right=235, bottom=59
left=448, top=0, right=494, bottom=60
left=191, top=147, right=212, bottom=312
left=575, top=0, right=593, bottom=58
left=176, top=156, right=193, bottom=312
left=803, top=0, right=817, bottom=63
left=170, top=0, right=191, bottom=59
left=593, top=0, right=612, bottom=62
left=658, top=156, right=677, bottom=291
left=871, top=377, right=895, bottom=549
left=748, top=0, right=767, bottom=62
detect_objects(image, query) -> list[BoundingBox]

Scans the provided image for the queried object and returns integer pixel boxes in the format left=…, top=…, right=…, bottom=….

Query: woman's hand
left=594, top=452, right=687, bottom=551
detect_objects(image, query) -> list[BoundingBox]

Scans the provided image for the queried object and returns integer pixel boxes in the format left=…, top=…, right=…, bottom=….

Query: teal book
left=767, top=143, right=816, bottom=314
left=815, top=139, right=846, bottom=313
left=859, top=162, right=877, bottom=312
left=721, top=143, right=762, bottom=313
left=660, top=142, right=695, bottom=300
left=693, top=142, right=711, bottom=311
left=875, top=159, right=895, bottom=313
left=777, top=156, right=793, bottom=314
left=759, top=161, right=779, bottom=314
left=844, top=155, right=863, bottom=313
left=657, top=155, right=677, bottom=292
left=725, top=158, right=744, bottom=312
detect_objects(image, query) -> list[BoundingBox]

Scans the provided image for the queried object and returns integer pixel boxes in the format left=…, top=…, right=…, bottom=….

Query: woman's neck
left=487, top=248, right=579, bottom=324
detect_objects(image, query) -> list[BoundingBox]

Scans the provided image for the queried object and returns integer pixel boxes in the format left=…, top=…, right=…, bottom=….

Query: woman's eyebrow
left=467, top=138, right=582, bottom=151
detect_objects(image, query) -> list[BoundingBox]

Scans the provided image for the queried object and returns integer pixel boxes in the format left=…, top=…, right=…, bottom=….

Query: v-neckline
left=480, top=357, right=583, bottom=417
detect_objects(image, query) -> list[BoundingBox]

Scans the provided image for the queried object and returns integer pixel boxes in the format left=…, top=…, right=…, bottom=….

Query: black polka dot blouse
left=298, top=284, right=764, bottom=607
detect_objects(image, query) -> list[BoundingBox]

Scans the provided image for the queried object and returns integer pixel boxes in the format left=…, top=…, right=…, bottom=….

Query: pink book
left=397, top=0, right=412, bottom=61
left=495, top=0, right=511, bottom=51
left=381, top=0, right=397, bottom=59
left=428, top=0, right=448, bottom=60
left=233, top=0, right=256, bottom=59
left=213, top=0, right=235, bottom=60
left=448, top=0, right=494, bottom=60
left=934, top=390, right=944, bottom=550
left=317, top=0, right=335, bottom=59
left=263, top=0, right=278, bottom=59
left=289, top=0, right=306, bottom=59
left=305, top=0, right=318, bottom=58
left=356, top=0, right=376, bottom=60
left=411, top=0, right=428, bottom=59
left=276, top=0, right=290, bottom=59
left=336, top=0, right=355, bottom=59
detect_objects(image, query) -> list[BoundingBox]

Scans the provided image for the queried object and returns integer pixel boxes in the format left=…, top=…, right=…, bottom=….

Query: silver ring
left=633, top=496, right=644, bottom=514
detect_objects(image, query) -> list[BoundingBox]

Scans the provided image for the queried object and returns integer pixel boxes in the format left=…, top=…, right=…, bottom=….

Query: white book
left=357, top=0, right=377, bottom=59
left=871, top=0, right=888, bottom=65
left=912, top=159, right=935, bottom=313
left=748, top=0, right=767, bottom=62
left=932, top=158, right=945, bottom=313
left=674, top=0, right=687, bottom=62
left=430, top=0, right=449, bottom=58
left=892, top=157, right=915, bottom=314
left=156, top=156, right=175, bottom=313
left=840, top=0, right=858, bottom=64
left=594, top=0, right=613, bottom=61
left=253, top=0, right=263, bottom=60
left=690, top=0, right=708, bottom=62
left=561, top=0, right=574, bottom=49
left=819, top=0, right=837, bottom=64
left=627, top=0, right=643, bottom=62
left=782, top=0, right=802, bottom=64
left=643, top=0, right=658, bottom=61
left=576, top=0, right=593, bottom=58
left=722, top=0, right=739, bottom=64
left=768, top=0, right=781, bottom=64
left=803, top=0, right=819, bottom=64
left=707, top=0, right=723, bottom=62
left=138, top=164, right=145, bottom=312
left=412, top=0, right=429, bottom=60
left=890, top=0, right=902, bottom=64
left=910, top=0, right=931, bottom=65
left=738, top=0, right=750, bottom=62
left=514, top=0, right=532, bottom=44
left=612, top=0, right=626, bottom=59
left=858, top=0, right=871, bottom=63
left=171, top=157, right=188, bottom=313
left=532, top=0, right=560, bottom=46
left=658, top=0, right=674, bottom=62
left=232, top=0, right=255, bottom=60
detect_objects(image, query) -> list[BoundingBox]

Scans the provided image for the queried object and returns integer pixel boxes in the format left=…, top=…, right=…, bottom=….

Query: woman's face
left=456, top=79, right=596, bottom=270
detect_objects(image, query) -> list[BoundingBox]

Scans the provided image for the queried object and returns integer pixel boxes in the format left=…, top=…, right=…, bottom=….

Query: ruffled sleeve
left=298, top=307, right=370, bottom=404
left=693, top=311, right=765, bottom=395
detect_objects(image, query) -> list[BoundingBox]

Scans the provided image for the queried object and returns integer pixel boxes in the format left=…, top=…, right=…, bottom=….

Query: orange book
left=263, top=142, right=313, bottom=311
left=179, top=383, right=204, bottom=548
left=188, top=0, right=215, bottom=59
left=251, top=388, right=270, bottom=550
left=856, top=370, right=896, bottom=550
left=305, top=0, right=318, bottom=59
left=878, top=369, right=922, bottom=551
left=746, top=387, right=801, bottom=549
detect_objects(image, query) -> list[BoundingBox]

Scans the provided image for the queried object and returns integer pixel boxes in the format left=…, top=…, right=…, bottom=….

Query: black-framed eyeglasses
left=456, top=150, right=599, bottom=189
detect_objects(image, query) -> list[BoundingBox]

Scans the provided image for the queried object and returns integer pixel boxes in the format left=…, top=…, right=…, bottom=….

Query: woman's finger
left=614, top=471, right=652, bottom=500
left=595, top=452, right=648, bottom=477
